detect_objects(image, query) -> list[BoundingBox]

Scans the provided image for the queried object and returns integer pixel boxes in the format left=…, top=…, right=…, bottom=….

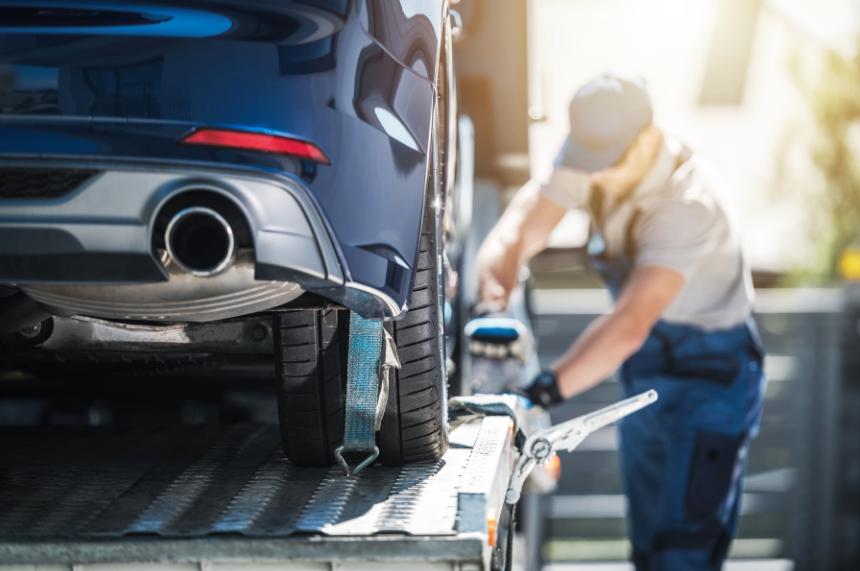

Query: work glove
left=519, top=368, right=564, bottom=409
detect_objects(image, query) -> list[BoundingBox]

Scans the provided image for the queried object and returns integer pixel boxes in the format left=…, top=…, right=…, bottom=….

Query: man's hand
left=477, top=181, right=566, bottom=309
left=519, top=368, right=563, bottom=408
left=553, top=265, right=685, bottom=400
left=476, top=239, right=516, bottom=312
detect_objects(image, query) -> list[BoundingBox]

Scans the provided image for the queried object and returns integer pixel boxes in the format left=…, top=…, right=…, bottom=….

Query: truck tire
left=274, top=188, right=449, bottom=467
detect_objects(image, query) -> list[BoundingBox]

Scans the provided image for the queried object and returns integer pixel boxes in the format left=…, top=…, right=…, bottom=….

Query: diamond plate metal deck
left=0, top=414, right=514, bottom=566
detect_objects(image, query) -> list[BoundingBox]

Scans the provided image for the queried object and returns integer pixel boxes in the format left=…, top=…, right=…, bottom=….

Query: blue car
left=0, top=1, right=460, bottom=466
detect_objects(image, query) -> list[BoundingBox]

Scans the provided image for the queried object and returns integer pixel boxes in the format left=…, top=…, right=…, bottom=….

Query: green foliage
left=796, top=41, right=860, bottom=280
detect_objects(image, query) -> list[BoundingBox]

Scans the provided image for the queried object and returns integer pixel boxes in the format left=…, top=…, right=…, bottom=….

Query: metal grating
left=0, top=167, right=98, bottom=199
left=0, top=417, right=508, bottom=542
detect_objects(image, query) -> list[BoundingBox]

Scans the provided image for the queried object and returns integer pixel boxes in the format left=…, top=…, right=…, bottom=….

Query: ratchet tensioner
left=449, top=389, right=658, bottom=505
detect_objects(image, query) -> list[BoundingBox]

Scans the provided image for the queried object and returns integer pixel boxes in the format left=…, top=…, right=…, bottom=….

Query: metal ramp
left=0, top=415, right=514, bottom=569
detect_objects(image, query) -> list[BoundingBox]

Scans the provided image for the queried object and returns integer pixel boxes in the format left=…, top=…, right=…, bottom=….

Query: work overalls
left=588, top=167, right=767, bottom=570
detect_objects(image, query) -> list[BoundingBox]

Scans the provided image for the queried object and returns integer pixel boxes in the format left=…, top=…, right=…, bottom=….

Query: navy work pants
left=618, top=319, right=766, bottom=570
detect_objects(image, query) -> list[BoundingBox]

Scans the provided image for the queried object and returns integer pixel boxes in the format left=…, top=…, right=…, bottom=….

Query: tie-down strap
left=334, top=312, right=400, bottom=476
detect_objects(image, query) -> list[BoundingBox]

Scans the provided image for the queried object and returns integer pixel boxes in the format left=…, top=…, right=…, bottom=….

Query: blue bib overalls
left=589, top=196, right=767, bottom=570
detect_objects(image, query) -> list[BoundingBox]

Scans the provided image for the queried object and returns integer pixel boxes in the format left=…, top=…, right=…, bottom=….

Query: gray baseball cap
left=556, top=72, right=653, bottom=172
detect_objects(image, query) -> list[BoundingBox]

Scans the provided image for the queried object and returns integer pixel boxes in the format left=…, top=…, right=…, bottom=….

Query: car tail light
left=181, top=129, right=330, bottom=165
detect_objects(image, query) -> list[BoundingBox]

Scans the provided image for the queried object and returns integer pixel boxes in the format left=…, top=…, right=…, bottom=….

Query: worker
left=477, top=72, right=766, bottom=570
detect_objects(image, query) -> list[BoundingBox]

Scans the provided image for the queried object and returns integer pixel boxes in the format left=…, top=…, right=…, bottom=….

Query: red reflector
left=182, top=129, right=330, bottom=164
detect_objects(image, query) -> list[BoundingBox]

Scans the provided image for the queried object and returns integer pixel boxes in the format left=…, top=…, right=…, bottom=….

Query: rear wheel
left=274, top=190, right=449, bottom=466
left=377, top=188, right=449, bottom=465
left=274, top=308, right=347, bottom=466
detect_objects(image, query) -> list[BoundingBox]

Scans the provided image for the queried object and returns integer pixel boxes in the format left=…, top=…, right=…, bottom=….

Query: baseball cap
left=557, top=72, right=653, bottom=173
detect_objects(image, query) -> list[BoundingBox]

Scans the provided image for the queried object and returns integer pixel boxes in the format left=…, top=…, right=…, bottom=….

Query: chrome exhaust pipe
left=164, top=207, right=236, bottom=277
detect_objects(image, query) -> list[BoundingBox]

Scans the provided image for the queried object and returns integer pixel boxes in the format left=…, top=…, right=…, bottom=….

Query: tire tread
left=275, top=309, right=346, bottom=466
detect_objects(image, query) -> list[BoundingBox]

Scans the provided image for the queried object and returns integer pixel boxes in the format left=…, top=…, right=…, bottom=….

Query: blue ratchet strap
left=334, top=312, right=400, bottom=476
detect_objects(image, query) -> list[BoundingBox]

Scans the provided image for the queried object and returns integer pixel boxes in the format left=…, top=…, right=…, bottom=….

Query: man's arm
left=477, top=180, right=567, bottom=308
left=553, top=266, right=685, bottom=398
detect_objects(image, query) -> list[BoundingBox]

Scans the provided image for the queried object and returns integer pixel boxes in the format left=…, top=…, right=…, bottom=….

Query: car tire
left=274, top=187, right=449, bottom=467
left=274, top=308, right=348, bottom=466
left=377, top=185, right=449, bottom=465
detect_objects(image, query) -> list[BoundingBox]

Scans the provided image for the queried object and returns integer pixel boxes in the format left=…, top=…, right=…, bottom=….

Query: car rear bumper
left=0, top=159, right=402, bottom=319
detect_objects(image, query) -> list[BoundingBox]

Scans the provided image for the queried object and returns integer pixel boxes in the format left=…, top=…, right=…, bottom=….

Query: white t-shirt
left=540, top=140, right=754, bottom=330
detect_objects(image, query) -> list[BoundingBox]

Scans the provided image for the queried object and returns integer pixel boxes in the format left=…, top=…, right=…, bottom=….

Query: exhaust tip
left=164, top=207, right=235, bottom=277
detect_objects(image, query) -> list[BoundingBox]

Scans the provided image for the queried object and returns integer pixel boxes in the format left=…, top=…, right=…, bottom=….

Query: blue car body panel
left=0, top=0, right=447, bottom=317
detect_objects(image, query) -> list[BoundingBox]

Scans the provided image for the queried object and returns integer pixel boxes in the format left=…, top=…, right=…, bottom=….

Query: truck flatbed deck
left=0, top=414, right=515, bottom=570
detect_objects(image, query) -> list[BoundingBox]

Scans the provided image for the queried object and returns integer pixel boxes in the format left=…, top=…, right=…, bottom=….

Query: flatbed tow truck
left=0, top=113, right=659, bottom=569
left=0, top=386, right=655, bottom=571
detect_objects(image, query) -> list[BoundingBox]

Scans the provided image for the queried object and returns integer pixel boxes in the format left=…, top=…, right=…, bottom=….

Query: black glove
left=521, top=368, right=563, bottom=408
